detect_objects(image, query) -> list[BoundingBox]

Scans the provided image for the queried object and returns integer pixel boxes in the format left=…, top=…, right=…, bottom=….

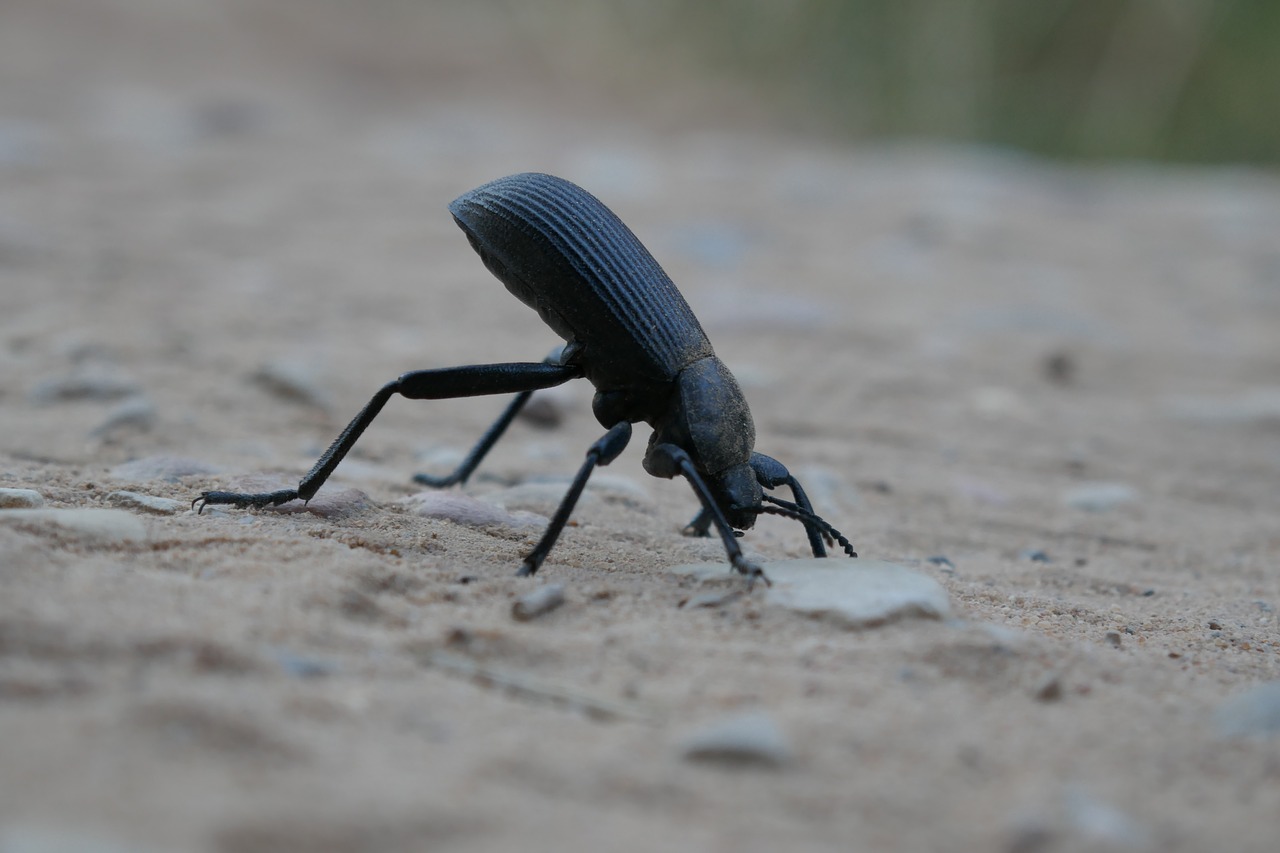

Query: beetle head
left=712, top=462, right=763, bottom=530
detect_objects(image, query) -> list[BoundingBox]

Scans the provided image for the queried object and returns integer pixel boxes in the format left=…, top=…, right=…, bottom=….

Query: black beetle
left=195, top=173, right=855, bottom=585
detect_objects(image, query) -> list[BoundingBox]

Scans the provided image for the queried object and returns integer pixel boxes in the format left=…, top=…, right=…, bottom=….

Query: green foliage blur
left=602, top=0, right=1279, bottom=164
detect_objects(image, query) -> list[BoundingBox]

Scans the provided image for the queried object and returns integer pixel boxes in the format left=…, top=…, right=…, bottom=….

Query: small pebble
left=401, top=491, right=545, bottom=530
left=1033, top=673, right=1064, bottom=702
left=670, top=559, right=951, bottom=629
left=680, top=590, right=745, bottom=609
left=89, top=396, right=156, bottom=438
left=252, top=360, right=332, bottom=409
left=511, top=584, right=566, bottom=621
left=1063, top=787, right=1151, bottom=849
left=1064, top=482, right=1138, bottom=512
left=0, top=508, right=148, bottom=545
left=1165, top=388, right=1280, bottom=426
left=269, top=648, right=337, bottom=679
left=106, top=490, right=184, bottom=515
left=679, top=710, right=791, bottom=768
left=488, top=482, right=599, bottom=516
left=28, top=372, right=141, bottom=403
left=0, top=488, right=44, bottom=509
left=1213, top=681, right=1280, bottom=739
left=518, top=386, right=575, bottom=428
left=1020, top=549, right=1051, bottom=563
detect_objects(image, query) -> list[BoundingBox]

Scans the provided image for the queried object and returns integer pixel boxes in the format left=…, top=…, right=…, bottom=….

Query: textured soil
left=2, top=3, right=1279, bottom=852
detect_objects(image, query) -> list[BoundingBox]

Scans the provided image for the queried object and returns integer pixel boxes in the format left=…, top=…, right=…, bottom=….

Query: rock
left=1213, top=681, right=1280, bottom=739
left=106, top=490, right=184, bottom=515
left=400, top=491, right=545, bottom=530
left=487, top=482, right=599, bottom=516
left=518, top=385, right=575, bottom=428
left=109, top=456, right=220, bottom=482
left=1062, top=787, right=1152, bottom=849
left=252, top=360, right=332, bottom=409
left=0, top=488, right=44, bottom=509
left=679, top=710, right=791, bottom=768
left=0, top=509, right=148, bottom=545
left=89, top=396, right=156, bottom=437
left=1165, top=388, right=1280, bottom=427
left=670, top=559, right=951, bottom=629
left=511, top=584, right=567, bottom=621
left=28, top=372, right=141, bottom=403
left=1064, top=482, right=1138, bottom=512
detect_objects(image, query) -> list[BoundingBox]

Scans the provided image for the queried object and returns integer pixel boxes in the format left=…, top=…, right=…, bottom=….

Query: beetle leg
left=414, top=347, right=571, bottom=488
left=646, top=443, right=769, bottom=588
left=518, top=421, right=632, bottom=577
left=749, top=453, right=827, bottom=558
left=682, top=508, right=713, bottom=538
left=413, top=390, right=533, bottom=487
left=194, top=362, right=581, bottom=512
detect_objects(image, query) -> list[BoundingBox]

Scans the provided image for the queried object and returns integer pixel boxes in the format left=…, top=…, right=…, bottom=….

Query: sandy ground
left=2, top=2, right=1279, bottom=851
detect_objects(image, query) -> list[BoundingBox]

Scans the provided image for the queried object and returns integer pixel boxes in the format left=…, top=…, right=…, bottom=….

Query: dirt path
left=2, top=3, right=1278, bottom=851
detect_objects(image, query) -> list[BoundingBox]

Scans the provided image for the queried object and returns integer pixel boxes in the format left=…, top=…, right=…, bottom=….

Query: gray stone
left=1213, top=681, right=1280, bottom=739
left=679, top=710, right=791, bottom=768
left=106, top=490, right=184, bottom=515
left=0, top=488, right=44, bottom=509
left=401, top=491, right=546, bottom=530
left=252, top=360, right=332, bottom=410
left=1165, top=388, right=1280, bottom=427
left=0, top=509, right=148, bottom=544
left=28, top=373, right=141, bottom=403
left=487, top=482, right=599, bottom=516
left=108, top=456, right=220, bottom=482
left=1063, top=482, right=1139, bottom=512
left=671, top=559, right=952, bottom=629
left=89, top=396, right=156, bottom=437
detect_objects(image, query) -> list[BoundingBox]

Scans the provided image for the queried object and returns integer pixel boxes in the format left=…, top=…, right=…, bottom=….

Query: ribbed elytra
left=449, top=172, right=714, bottom=385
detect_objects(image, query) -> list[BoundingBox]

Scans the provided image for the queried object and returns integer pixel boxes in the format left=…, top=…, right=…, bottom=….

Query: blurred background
left=543, top=0, right=1280, bottom=164
left=6, top=0, right=1276, bottom=166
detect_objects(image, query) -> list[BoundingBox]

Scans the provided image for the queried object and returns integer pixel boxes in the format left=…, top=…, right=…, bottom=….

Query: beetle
left=195, top=172, right=855, bottom=585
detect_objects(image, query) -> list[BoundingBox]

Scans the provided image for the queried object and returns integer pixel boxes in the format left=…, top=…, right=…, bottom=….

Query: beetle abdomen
left=450, top=173, right=713, bottom=385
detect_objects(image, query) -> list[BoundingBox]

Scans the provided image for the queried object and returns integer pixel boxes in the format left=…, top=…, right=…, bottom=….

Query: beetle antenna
left=759, top=496, right=857, bottom=557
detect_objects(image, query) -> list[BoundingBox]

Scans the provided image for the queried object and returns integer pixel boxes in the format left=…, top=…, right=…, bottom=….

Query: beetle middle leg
left=194, top=361, right=581, bottom=512
left=518, top=420, right=633, bottom=577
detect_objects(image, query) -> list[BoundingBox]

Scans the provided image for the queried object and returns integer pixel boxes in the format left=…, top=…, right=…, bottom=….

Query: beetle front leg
left=646, top=443, right=769, bottom=588
left=194, top=362, right=581, bottom=513
left=749, top=453, right=827, bottom=558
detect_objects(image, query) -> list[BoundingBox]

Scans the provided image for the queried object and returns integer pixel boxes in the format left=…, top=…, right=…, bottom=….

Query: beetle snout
left=715, top=464, right=763, bottom=530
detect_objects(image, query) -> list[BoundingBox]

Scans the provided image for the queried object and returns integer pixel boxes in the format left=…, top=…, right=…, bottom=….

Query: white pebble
left=0, top=488, right=44, bottom=509
left=1214, top=681, right=1280, bottom=739
left=670, top=559, right=952, bottom=629
left=1064, top=482, right=1138, bottom=512
left=679, top=710, right=791, bottom=768
left=106, top=490, right=184, bottom=515
left=401, top=491, right=545, bottom=530
left=512, top=584, right=567, bottom=621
